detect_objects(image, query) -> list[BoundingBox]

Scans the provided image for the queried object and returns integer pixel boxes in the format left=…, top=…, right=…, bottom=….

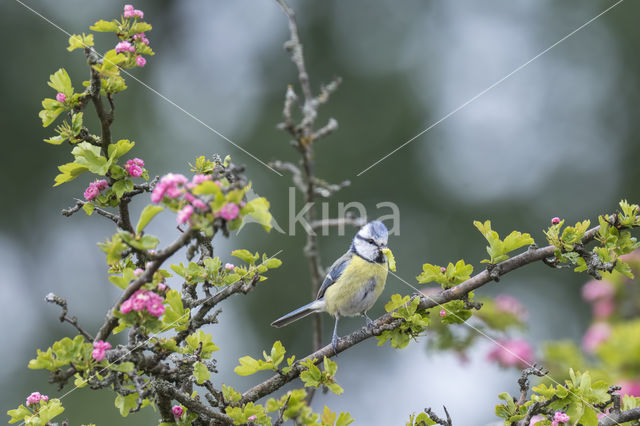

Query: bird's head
left=352, top=220, right=388, bottom=262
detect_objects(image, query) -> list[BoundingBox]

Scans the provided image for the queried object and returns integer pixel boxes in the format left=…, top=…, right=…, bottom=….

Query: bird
left=271, top=220, right=390, bottom=353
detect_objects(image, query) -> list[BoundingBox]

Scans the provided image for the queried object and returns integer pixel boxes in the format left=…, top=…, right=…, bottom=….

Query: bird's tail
left=271, top=299, right=326, bottom=328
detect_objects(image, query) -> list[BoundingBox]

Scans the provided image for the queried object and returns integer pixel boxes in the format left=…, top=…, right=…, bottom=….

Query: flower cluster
left=92, top=340, right=112, bottom=362
left=84, top=179, right=109, bottom=201
left=124, top=4, right=144, bottom=19
left=582, top=279, right=615, bottom=319
left=120, top=289, right=165, bottom=317
left=117, top=5, right=149, bottom=67
left=494, top=294, right=528, bottom=321
left=582, top=322, right=611, bottom=353
left=125, top=158, right=145, bottom=178
left=151, top=173, right=243, bottom=225
left=487, top=339, right=534, bottom=369
left=551, top=411, right=569, bottom=425
left=26, top=392, right=49, bottom=406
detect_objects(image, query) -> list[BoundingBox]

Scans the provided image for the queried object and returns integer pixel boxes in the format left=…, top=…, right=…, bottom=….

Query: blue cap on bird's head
left=355, top=220, right=388, bottom=248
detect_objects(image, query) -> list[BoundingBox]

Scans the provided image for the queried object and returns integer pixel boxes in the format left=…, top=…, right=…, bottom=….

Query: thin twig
left=45, top=293, right=94, bottom=341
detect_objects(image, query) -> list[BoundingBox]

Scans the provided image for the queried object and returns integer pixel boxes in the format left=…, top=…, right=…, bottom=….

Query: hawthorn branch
left=424, top=406, right=452, bottom=426
left=599, top=407, right=640, bottom=426
left=62, top=199, right=120, bottom=224
left=241, top=221, right=611, bottom=403
left=95, top=228, right=196, bottom=342
left=155, top=379, right=233, bottom=424
left=45, top=293, right=94, bottom=341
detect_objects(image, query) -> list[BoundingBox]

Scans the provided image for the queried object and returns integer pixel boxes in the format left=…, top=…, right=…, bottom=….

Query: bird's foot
left=363, top=313, right=374, bottom=329
left=331, top=334, right=339, bottom=356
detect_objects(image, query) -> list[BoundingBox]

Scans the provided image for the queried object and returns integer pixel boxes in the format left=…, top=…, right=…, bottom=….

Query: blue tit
left=272, top=220, right=390, bottom=353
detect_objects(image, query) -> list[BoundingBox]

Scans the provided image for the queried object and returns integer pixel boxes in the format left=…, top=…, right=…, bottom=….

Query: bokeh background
left=2, top=0, right=639, bottom=424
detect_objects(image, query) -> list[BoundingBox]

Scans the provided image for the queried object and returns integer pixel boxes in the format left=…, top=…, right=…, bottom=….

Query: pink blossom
left=177, top=204, right=194, bottom=225
left=192, top=174, right=212, bottom=185
left=157, top=282, right=167, bottom=291
left=487, top=339, right=534, bottom=369
left=529, top=415, right=545, bottom=425
left=219, top=203, right=240, bottom=221
left=95, top=179, right=109, bottom=190
left=582, top=322, right=611, bottom=353
left=84, top=184, right=100, bottom=201
left=172, top=405, right=184, bottom=418
left=126, top=163, right=143, bottom=178
left=551, top=411, right=570, bottom=425
left=134, top=268, right=144, bottom=276
left=593, top=298, right=615, bottom=319
left=92, top=340, right=111, bottom=361
left=618, top=380, right=640, bottom=397
left=225, top=263, right=235, bottom=271
left=124, top=4, right=134, bottom=13
left=133, top=33, right=149, bottom=45
left=582, top=280, right=615, bottom=302
left=128, top=158, right=144, bottom=167
left=551, top=217, right=561, bottom=225
left=147, top=298, right=165, bottom=317
left=56, top=92, right=66, bottom=103
left=439, top=309, right=446, bottom=317
left=184, top=193, right=207, bottom=210
left=115, top=41, right=135, bottom=53
left=440, top=267, right=446, bottom=273
left=26, top=392, right=47, bottom=406
left=151, top=173, right=188, bottom=203
left=495, top=294, right=527, bottom=320
left=130, top=290, right=150, bottom=311
left=136, top=56, right=146, bottom=67
left=133, top=9, right=144, bottom=19
left=120, top=299, right=133, bottom=314
left=248, top=415, right=257, bottom=422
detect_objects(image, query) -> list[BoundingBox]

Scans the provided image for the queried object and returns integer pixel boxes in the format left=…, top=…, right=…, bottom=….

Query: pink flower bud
left=439, top=309, right=446, bottom=317
left=225, top=263, right=235, bottom=271
left=133, top=9, right=144, bottom=19
left=56, top=92, right=66, bottom=103
left=172, top=405, right=184, bottom=418
left=135, top=56, right=146, bottom=67
left=157, top=282, right=167, bottom=291
left=120, top=299, right=133, bottom=314
left=124, top=4, right=134, bottom=12
left=552, top=411, right=570, bottom=425
left=95, top=179, right=109, bottom=190
left=134, top=268, right=144, bottom=276
left=248, top=415, right=257, bottom=422
left=440, top=267, right=446, bottom=273
left=551, top=217, right=561, bottom=225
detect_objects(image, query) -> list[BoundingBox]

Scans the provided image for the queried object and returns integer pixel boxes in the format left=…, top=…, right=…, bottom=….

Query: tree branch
left=241, top=221, right=610, bottom=403
left=45, top=293, right=94, bottom=341
left=599, top=407, right=640, bottom=426
left=94, top=228, right=196, bottom=341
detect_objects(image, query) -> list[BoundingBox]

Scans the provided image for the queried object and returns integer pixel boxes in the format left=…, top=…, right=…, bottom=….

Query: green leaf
left=131, top=22, right=152, bottom=33
left=108, top=139, right=135, bottom=160
left=162, top=289, right=189, bottom=331
left=185, top=330, right=219, bottom=358
left=44, top=135, right=65, bottom=145
left=40, top=98, right=66, bottom=127
left=47, top=68, right=74, bottom=95
left=54, top=162, right=89, bottom=186
left=71, top=112, right=83, bottom=134
left=83, top=202, right=95, bottom=216
left=90, top=19, right=119, bottom=32
left=263, top=258, right=282, bottom=269
left=242, top=197, right=273, bottom=231
left=136, top=205, right=164, bottom=234
left=114, top=393, right=138, bottom=417
left=232, top=249, right=259, bottom=265
left=109, top=362, right=135, bottom=372
left=193, top=361, right=210, bottom=384
left=234, top=356, right=264, bottom=376
left=474, top=220, right=533, bottom=264
left=71, top=142, right=110, bottom=175
left=222, top=385, right=242, bottom=403
left=113, top=179, right=134, bottom=198
left=67, top=33, right=94, bottom=51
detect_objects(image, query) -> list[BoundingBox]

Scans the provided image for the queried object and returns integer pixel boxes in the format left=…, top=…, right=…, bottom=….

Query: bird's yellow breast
left=323, top=255, right=388, bottom=317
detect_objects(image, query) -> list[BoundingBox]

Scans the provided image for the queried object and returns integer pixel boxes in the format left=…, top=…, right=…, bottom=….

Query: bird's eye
left=366, top=238, right=376, bottom=245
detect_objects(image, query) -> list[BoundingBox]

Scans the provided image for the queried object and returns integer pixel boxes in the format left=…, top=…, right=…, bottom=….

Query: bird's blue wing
left=317, top=251, right=352, bottom=299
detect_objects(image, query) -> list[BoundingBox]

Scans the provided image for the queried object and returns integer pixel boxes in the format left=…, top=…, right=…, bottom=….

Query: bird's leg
left=331, top=317, right=340, bottom=355
left=362, top=312, right=374, bottom=328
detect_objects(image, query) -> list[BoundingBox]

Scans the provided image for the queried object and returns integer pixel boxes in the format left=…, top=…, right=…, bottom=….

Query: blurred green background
left=2, top=0, right=639, bottom=424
